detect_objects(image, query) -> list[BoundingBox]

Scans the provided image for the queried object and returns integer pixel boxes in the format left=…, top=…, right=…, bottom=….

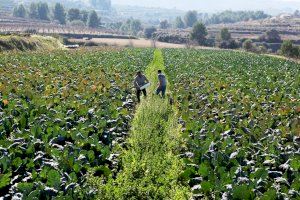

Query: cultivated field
left=164, top=49, right=300, bottom=199
left=0, top=48, right=154, bottom=199
left=0, top=47, right=299, bottom=199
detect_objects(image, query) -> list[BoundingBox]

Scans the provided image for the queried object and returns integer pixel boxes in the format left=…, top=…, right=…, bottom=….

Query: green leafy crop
left=0, top=47, right=153, bottom=199
left=163, top=49, right=300, bottom=199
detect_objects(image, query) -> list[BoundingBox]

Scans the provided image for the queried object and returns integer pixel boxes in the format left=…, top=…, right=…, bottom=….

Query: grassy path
left=93, top=50, right=190, bottom=199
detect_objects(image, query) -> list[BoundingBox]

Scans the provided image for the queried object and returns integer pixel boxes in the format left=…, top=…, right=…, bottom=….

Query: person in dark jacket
left=156, top=70, right=167, bottom=98
left=133, top=71, right=149, bottom=102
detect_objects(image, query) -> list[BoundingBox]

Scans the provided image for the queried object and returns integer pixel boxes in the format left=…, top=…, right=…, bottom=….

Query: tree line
left=158, top=10, right=270, bottom=30
left=203, top=10, right=270, bottom=24
left=13, top=2, right=100, bottom=28
left=105, top=9, right=270, bottom=34
left=106, top=11, right=198, bottom=36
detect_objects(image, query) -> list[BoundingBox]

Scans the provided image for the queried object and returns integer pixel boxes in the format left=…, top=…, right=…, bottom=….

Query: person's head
left=158, top=70, right=162, bottom=74
left=137, top=71, right=142, bottom=76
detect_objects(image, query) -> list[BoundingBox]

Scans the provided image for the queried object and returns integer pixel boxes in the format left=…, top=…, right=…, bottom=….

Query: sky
left=112, top=0, right=300, bottom=13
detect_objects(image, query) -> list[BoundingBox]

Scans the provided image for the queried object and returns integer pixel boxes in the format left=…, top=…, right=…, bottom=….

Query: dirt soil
left=70, top=38, right=188, bottom=48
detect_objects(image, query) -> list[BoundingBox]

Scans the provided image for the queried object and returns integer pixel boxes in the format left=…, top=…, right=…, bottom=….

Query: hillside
left=209, top=15, right=300, bottom=41
left=112, top=0, right=300, bottom=14
left=0, top=34, right=64, bottom=51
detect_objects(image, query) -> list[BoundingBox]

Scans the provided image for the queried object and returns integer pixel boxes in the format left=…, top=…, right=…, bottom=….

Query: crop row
left=163, top=49, right=300, bottom=199
left=0, top=48, right=153, bottom=199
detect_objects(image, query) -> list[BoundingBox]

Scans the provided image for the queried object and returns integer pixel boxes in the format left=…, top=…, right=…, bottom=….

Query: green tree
left=220, top=28, right=231, bottom=41
left=68, top=8, right=81, bottom=22
left=280, top=40, right=299, bottom=58
left=190, top=22, right=207, bottom=45
left=174, top=16, right=185, bottom=29
left=144, top=27, right=157, bottom=39
left=120, top=20, right=130, bottom=32
left=29, top=3, right=38, bottom=19
left=108, top=22, right=123, bottom=30
left=120, top=19, right=142, bottom=35
left=13, top=4, right=26, bottom=18
left=265, top=29, right=281, bottom=43
left=159, top=20, right=169, bottom=29
left=130, top=19, right=142, bottom=35
left=242, top=39, right=254, bottom=51
left=53, top=3, right=66, bottom=25
left=206, top=10, right=269, bottom=24
left=37, top=2, right=49, bottom=20
left=257, top=45, right=267, bottom=54
left=184, top=11, right=198, bottom=27
left=88, top=10, right=100, bottom=28
left=219, top=40, right=239, bottom=49
left=80, top=10, right=89, bottom=24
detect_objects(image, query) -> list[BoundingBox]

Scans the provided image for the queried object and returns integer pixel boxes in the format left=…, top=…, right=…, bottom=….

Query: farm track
left=93, top=50, right=191, bottom=199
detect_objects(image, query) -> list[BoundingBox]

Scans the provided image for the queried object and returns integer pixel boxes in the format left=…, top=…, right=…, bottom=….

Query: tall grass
left=0, top=35, right=65, bottom=52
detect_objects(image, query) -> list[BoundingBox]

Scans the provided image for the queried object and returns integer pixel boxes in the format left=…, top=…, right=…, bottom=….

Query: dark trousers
left=136, top=89, right=147, bottom=102
left=156, top=85, right=166, bottom=98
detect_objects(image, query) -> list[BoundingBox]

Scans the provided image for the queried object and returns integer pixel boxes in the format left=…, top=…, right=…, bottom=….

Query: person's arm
left=133, top=77, right=139, bottom=89
left=158, top=75, right=162, bottom=88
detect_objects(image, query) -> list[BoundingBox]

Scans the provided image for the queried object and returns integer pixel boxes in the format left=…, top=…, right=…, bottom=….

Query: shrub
left=259, top=29, right=281, bottom=43
left=70, top=20, right=86, bottom=27
left=174, top=16, right=185, bottom=29
left=84, top=41, right=99, bottom=46
left=153, top=31, right=188, bottom=44
left=88, top=10, right=100, bottom=28
left=159, top=20, right=169, bottom=29
left=291, top=46, right=300, bottom=57
left=184, top=11, right=198, bottom=27
left=257, top=45, right=268, bottom=54
left=24, top=29, right=38, bottom=34
left=220, top=28, right=231, bottom=41
left=242, top=39, right=254, bottom=51
left=219, top=39, right=239, bottom=49
left=144, top=27, right=157, bottom=39
left=280, top=40, right=299, bottom=58
left=242, top=40, right=269, bottom=53
left=190, top=22, right=207, bottom=45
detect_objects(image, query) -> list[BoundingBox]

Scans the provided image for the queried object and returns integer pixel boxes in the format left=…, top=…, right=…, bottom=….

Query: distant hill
left=112, top=0, right=300, bottom=15
left=113, top=5, right=185, bottom=23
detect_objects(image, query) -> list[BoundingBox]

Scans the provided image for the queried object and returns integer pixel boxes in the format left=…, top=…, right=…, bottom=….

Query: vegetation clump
left=190, top=22, right=208, bottom=45
left=259, top=29, right=282, bottom=43
left=280, top=40, right=300, bottom=58
left=217, top=28, right=239, bottom=49
left=13, top=2, right=101, bottom=28
left=0, top=35, right=64, bottom=51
